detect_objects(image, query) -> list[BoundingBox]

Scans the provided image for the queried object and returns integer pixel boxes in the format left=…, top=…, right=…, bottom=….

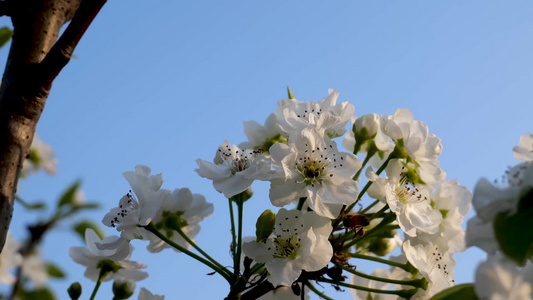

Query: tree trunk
left=0, top=0, right=106, bottom=252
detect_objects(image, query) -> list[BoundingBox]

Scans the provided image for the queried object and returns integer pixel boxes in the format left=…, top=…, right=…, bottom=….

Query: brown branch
left=0, top=0, right=106, bottom=253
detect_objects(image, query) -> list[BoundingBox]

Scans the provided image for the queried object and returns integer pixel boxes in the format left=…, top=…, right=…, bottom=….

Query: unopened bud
left=112, top=279, right=136, bottom=299
left=67, top=282, right=82, bottom=300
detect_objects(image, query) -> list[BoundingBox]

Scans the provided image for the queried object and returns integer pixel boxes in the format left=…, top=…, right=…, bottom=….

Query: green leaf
left=21, top=288, right=56, bottom=300
left=46, top=263, right=66, bottom=278
left=73, top=220, right=105, bottom=240
left=429, top=283, right=478, bottom=300
left=494, top=187, right=533, bottom=265
left=0, top=27, right=13, bottom=49
left=15, top=196, right=47, bottom=210
left=58, top=181, right=81, bottom=207
left=255, top=210, right=275, bottom=242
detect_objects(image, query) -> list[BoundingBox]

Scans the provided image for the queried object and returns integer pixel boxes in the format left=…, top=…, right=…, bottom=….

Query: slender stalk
left=342, top=215, right=398, bottom=250
left=234, top=195, right=244, bottom=278
left=367, top=205, right=389, bottom=221
left=174, top=225, right=232, bottom=278
left=346, top=153, right=394, bottom=213
left=305, top=282, right=335, bottom=300
left=297, top=197, right=306, bottom=211
left=361, top=199, right=379, bottom=214
left=349, top=253, right=417, bottom=273
left=250, top=263, right=265, bottom=275
left=337, top=264, right=427, bottom=288
left=317, top=278, right=417, bottom=299
left=89, top=268, right=107, bottom=300
left=228, top=198, right=237, bottom=264
left=352, top=146, right=376, bottom=181
left=143, top=223, right=231, bottom=282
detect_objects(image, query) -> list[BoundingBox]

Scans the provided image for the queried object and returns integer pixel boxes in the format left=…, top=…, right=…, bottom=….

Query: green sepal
left=287, top=86, right=295, bottom=99
left=428, top=283, right=478, bottom=300
left=154, top=210, right=188, bottom=239
left=58, top=181, right=81, bottom=207
left=46, top=263, right=66, bottom=278
left=255, top=210, right=275, bottom=242
left=494, top=187, right=533, bottom=266
left=97, top=259, right=122, bottom=275
left=73, top=220, right=105, bottom=241
left=0, top=27, right=13, bottom=48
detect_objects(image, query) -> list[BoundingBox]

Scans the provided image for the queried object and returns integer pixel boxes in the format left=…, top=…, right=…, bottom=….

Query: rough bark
left=0, top=0, right=106, bottom=252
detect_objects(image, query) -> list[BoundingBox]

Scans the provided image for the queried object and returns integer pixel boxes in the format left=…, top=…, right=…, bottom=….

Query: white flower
left=343, top=114, right=394, bottom=156
left=417, top=180, right=472, bottom=254
left=22, top=248, right=48, bottom=287
left=22, top=134, right=58, bottom=176
left=0, top=231, right=23, bottom=285
left=366, top=159, right=442, bottom=237
left=243, top=209, right=333, bottom=287
left=144, top=188, right=214, bottom=253
left=466, top=163, right=533, bottom=253
left=276, top=89, right=354, bottom=140
left=241, top=113, right=288, bottom=155
left=196, top=141, right=271, bottom=198
left=138, top=287, right=165, bottom=300
left=103, top=165, right=165, bottom=240
left=513, top=133, right=533, bottom=162
left=269, top=129, right=362, bottom=219
left=403, top=239, right=456, bottom=297
left=69, top=229, right=148, bottom=282
left=381, top=109, right=445, bottom=187
left=475, top=255, right=533, bottom=300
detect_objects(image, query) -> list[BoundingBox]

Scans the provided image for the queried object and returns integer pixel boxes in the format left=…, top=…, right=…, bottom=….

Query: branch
left=41, top=0, right=106, bottom=81
left=0, top=0, right=106, bottom=253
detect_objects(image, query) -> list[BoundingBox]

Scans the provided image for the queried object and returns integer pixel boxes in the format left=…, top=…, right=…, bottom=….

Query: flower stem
left=173, top=225, right=232, bottom=278
left=143, top=223, right=231, bottom=282
left=348, top=253, right=417, bottom=273
left=228, top=198, right=237, bottom=262
left=346, top=152, right=393, bottom=213
left=234, top=195, right=244, bottom=279
left=352, top=146, right=376, bottom=181
left=317, top=278, right=417, bottom=299
left=342, top=214, right=398, bottom=250
left=89, top=268, right=107, bottom=300
left=297, top=197, right=306, bottom=210
left=336, top=264, right=427, bottom=288
left=305, top=281, right=335, bottom=300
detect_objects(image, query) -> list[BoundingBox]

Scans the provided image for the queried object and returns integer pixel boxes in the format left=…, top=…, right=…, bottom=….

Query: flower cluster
left=193, top=89, right=475, bottom=298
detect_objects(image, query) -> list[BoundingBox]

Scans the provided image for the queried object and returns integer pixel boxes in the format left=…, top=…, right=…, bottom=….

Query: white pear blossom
left=144, top=188, right=214, bottom=253
left=0, top=231, right=23, bottom=285
left=138, top=287, right=165, bottom=300
left=103, top=165, right=165, bottom=240
left=367, top=159, right=442, bottom=237
left=269, top=129, right=362, bottom=219
left=276, top=89, right=354, bottom=140
left=22, top=134, right=58, bottom=176
left=414, top=180, right=472, bottom=254
left=196, top=141, right=271, bottom=198
left=403, top=239, right=456, bottom=297
left=343, top=114, right=394, bottom=158
left=466, top=163, right=533, bottom=253
left=69, top=229, right=148, bottom=282
left=513, top=133, right=533, bottom=162
left=243, top=209, right=333, bottom=287
left=475, top=255, right=533, bottom=300
left=381, top=109, right=445, bottom=187
left=240, top=113, right=288, bottom=155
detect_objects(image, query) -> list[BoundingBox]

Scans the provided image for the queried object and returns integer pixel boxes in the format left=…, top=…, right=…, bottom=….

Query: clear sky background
left=2, top=1, right=533, bottom=299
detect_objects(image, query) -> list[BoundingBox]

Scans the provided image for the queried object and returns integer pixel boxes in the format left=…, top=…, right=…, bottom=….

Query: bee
left=342, top=214, right=369, bottom=237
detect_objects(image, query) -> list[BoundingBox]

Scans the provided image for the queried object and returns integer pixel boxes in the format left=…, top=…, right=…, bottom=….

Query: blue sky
left=2, top=1, right=533, bottom=299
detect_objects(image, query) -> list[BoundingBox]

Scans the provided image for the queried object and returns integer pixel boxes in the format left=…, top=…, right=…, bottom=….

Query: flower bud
left=354, top=114, right=380, bottom=139
left=255, top=209, right=275, bottom=242
left=112, top=279, right=136, bottom=299
left=67, top=282, right=82, bottom=300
